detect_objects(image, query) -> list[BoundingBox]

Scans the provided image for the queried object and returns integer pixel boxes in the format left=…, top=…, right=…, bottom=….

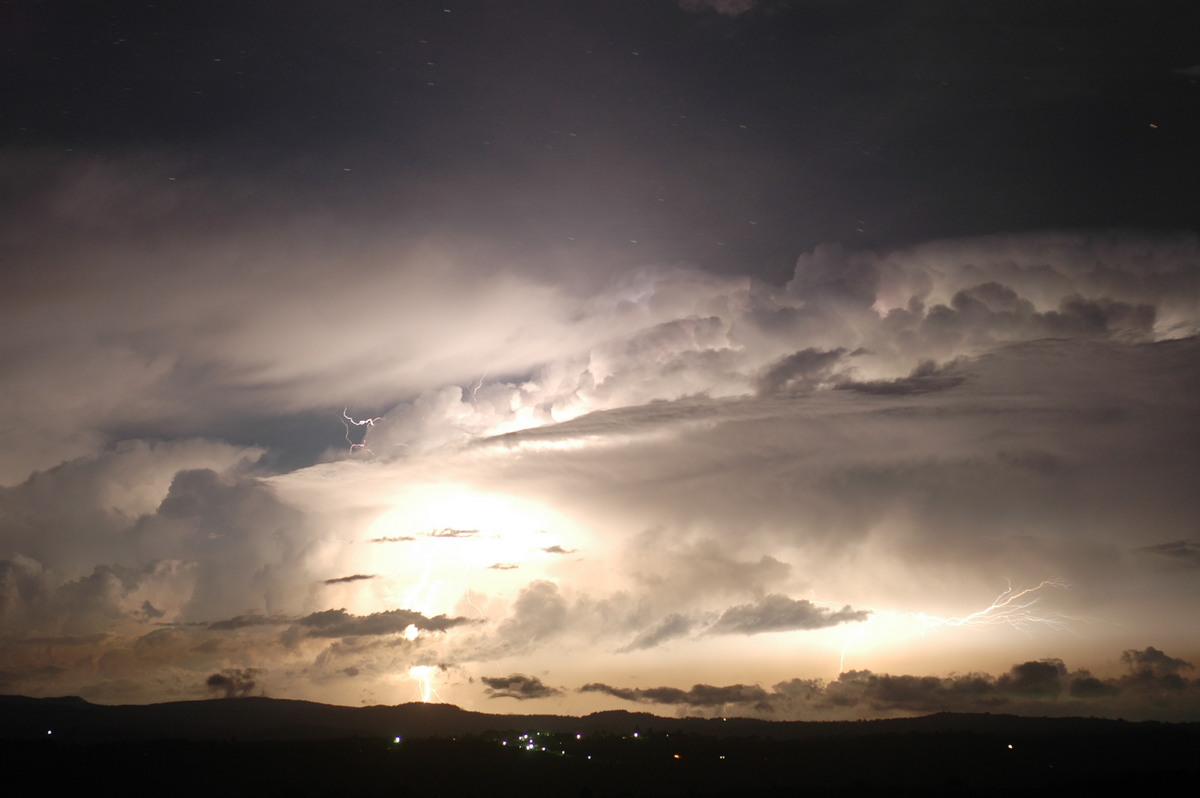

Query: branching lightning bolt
left=467, top=370, right=488, bottom=411
left=839, top=579, right=1082, bottom=673
left=913, top=579, right=1076, bottom=632
left=343, top=408, right=382, bottom=455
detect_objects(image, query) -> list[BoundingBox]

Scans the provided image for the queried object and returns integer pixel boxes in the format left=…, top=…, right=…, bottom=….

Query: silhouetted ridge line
left=2, top=694, right=1196, bottom=743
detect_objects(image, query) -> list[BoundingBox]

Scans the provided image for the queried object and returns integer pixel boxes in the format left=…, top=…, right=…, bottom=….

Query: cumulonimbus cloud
left=1, top=212, right=1197, bottom=717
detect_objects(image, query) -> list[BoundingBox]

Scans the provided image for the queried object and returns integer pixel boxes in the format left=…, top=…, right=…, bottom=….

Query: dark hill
left=4, top=695, right=1197, bottom=796
left=6, top=693, right=1195, bottom=742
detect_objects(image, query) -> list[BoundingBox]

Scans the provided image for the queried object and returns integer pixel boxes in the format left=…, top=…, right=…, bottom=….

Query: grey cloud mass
left=297, top=609, right=472, bottom=638
left=678, top=0, right=759, bottom=17
left=482, top=673, right=563, bottom=700
left=580, top=681, right=770, bottom=707
left=205, top=668, right=261, bottom=699
left=1139, top=541, right=1200, bottom=569
left=619, top=613, right=695, bottom=652
left=709, top=595, right=871, bottom=635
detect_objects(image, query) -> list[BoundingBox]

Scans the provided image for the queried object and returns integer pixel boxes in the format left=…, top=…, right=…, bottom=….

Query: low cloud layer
left=575, top=647, right=1200, bottom=722
left=581, top=681, right=770, bottom=707
left=482, top=674, right=563, bottom=700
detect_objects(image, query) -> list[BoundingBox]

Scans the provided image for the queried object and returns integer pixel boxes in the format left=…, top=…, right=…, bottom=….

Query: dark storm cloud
left=18, top=633, right=108, bottom=647
left=205, top=667, right=260, bottom=698
left=203, top=606, right=474, bottom=637
left=138, top=600, right=164, bottom=620
left=580, top=681, right=769, bottom=707
left=0, top=453, right=315, bottom=647
left=494, top=581, right=569, bottom=647
left=0, top=441, right=261, bottom=573
left=0, top=556, right=51, bottom=627
left=837, top=359, right=965, bottom=395
left=321, top=574, right=376, bottom=585
left=708, top=595, right=870, bottom=635
left=583, top=647, right=1200, bottom=720
left=1121, top=647, right=1193, bottom=683
left=678, top=0, right=759, bottom=18
left=1139, top=541, right=1200, bottom=569
left=618, top=613, right=694, bottom=652
left=297, top=609, right=472, bottom=638
left=822, top=651, right=1197, bottom=717
left=449, top=580, right=617, bottom=664
left=625, top=534, right=792, bottom=606
left=1067, top=673, right=1121, bottom=699
left=0, top=557, right=195, bottom=638
left=822, top=670, right=1006, bottom=714
left=892, top=285, right=1158, bottom=355
left=996, top=659, right=1067, bottom=697
left=206, top=613, right=287, bottom=632
left=482, top=673, right=562, bottom=700
left=130, top=468, right=317, bottom=624
left=755, top=348, right=847, bottom=396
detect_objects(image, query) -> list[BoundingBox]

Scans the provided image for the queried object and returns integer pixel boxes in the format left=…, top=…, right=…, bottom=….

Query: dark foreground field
left=4, top=696, right=1197, bottom=797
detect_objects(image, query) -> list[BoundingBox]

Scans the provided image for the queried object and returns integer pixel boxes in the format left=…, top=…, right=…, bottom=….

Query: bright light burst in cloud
left=836, top=580, right=1087, bottom=673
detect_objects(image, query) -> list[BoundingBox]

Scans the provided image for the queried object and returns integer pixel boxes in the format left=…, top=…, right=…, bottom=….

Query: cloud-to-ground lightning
left=409, top=665, right=442, bottom=702
left=342, top=408, right=382, bottom=455
left=839, top=580, right=1081, bottom=672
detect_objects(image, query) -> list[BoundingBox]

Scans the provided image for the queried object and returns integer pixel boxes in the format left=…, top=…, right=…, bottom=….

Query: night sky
left=2, top=0, right=1198, bottom=720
